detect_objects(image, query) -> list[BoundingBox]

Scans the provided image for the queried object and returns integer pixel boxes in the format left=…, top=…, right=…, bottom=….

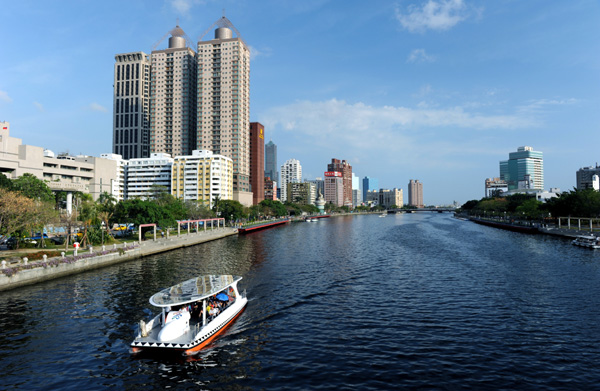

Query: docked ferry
left=572, top=235, right=600, bottom=249
left=131, top=275, right=247, bottom=355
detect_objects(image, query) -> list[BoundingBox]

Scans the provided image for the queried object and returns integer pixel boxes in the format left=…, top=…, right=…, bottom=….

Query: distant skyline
left=1, top=0, right=599, bottom=205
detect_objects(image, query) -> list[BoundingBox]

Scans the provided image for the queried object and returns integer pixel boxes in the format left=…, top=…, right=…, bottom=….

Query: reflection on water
left=2, top=213, right=600, bottom=390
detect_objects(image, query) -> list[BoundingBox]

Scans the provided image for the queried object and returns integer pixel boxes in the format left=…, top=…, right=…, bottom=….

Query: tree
left=184, top=200, right=214, bottom=220
left=0, top=188, right=37, bottom=248
left=12, top=173, right=54, bottom=202
left=0, top=174, right=13, bottom=190
left=259, top=199, right=287, bottom=217
left=213, top=199, right=245, bottom=223
left=114, top=199, right=177, bottom=229
left=28, top=200, right=59, bottom=248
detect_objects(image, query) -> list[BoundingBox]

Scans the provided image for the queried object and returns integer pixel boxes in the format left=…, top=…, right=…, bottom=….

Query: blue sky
left=1, top=0, right=599, bottom=205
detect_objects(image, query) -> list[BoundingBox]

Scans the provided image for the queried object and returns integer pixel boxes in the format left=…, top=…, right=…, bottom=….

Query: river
left=1, top=213, right=600, bottom=390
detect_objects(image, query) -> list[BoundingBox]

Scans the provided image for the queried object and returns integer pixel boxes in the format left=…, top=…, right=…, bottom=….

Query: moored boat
left=131, top=275, right=247, bottom=355
left=572, top=235, right=600, bottom=249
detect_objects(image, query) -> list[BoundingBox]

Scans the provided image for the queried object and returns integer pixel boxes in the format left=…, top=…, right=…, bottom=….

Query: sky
left=1, top=0, right=599, bottom=205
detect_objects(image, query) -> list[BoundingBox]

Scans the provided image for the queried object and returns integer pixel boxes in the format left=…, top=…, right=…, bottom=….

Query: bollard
left=90, top=246, right=93, bottom=254
left=74, top=248, right=78, bottom=256
left=23, top=257, right=28, bottom=265
left=1, top=260, right=6, bottom=269
left=102, top=245, right=106, bottom=252
left=61, top=252, right=65, bottom=259
left=113, top=243, right=117, bottom=250
left=43, top=255, right=47, bottom=262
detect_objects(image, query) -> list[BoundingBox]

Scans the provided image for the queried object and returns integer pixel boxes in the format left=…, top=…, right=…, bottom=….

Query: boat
left=131, top=275, right=247, bottom=355
left=572, top=235, right=600, bottom=249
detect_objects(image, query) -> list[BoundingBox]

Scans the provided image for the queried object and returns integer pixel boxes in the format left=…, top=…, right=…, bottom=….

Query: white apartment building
left=197, top=16, right=251, bottom=202
left=113, top=51, right=151, bottom=159
left=280, top=159, right=302, bottom=202
left=100, top=153, right=127, bottom=201
left=150, top=25, right=197, bottom=157
left=171, top=150, right=233, bottom=207
left=126, top=153, right=173, bottom=199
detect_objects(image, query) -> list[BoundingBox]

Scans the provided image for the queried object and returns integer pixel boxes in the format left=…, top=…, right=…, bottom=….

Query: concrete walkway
left=0, top=228, right=238, bottom=292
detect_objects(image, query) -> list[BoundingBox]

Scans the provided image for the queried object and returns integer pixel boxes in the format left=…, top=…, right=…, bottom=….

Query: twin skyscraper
left=112, top=17, right=251, bottom=199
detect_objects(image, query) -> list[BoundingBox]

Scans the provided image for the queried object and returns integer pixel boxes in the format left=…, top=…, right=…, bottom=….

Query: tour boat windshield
left=149, top=275, right=242, bottom=307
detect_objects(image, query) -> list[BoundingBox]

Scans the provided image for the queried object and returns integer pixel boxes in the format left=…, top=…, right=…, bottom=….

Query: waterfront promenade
left=0, top=227, right=237, bottom=292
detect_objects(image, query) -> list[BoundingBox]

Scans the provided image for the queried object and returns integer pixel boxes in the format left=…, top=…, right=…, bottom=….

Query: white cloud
left=33, top=101, right=44, bottom=112
left=170, top=0, right=196, bottom=14
left=248, top=45, right=272, bottom=60
left=395, top=0, right=472, bottom=33
left=0, top=90, right=12, bottom=103
left=407, top=49, right=436, bottom=63
left=89, top=102, right=108, bottom=112
left=518, top=98, right=577, bottom=114
left=260, top=99, right=537, bottom=176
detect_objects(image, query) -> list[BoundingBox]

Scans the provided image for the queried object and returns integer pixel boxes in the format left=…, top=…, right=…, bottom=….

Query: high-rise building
left=500, top=146, right=544, bottom=191
left=408, top=179, right=424, bottom=208
left=577, top=165, right=600, bottom=190
left=197, top=16, right=251, bottom=205
left=265, top=140, right=278, bottom=186
left=280, top=159, right=302, bottom=202
left=171, top=150, right=233, bottom=207
left=362, top=176, right=379, bottom=201
left=113, top=52, right=151, bottom=159
left=150, top=25, right=197, bottom=158
left=324, top=171, right=344, bottom=207
left=327, top=158, right=352, bottom=207
left=249, top=122, right=264, bottom=205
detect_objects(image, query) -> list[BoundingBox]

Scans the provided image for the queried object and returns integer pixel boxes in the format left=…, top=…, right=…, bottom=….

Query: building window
left=126, top=64, right=130, bottom=79
left=136, top=63, right=139, bottom=79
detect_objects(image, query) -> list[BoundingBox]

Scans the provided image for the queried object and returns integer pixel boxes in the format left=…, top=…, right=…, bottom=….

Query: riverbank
left=461, top=215, right=593, bottom=240
left=0, top=228, right=237, bottom=292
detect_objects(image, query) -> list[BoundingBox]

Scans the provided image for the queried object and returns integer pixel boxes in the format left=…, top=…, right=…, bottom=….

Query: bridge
left=388, top=208, right=456, bottom=213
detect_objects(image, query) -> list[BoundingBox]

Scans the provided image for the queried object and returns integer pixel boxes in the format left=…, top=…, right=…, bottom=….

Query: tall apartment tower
left=249, top=122, right=265, bottom=205
left=197, top=16, right=252, bottom=205
left=150, top=25, right=197, bottom=157
left=265, top=140, right=278, bottom=184
left=327, top=158, right=353, bottom=207
left=408, top=179, right=424, bottom=208
left=113, top=52, right=151, bottom=159
left=280, top=159, right=302, bottom=202
left=500, top=146, right=544, bottom=191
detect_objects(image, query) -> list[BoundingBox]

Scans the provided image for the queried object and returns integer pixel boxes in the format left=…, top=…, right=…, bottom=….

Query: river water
left=1, top=213, right=600, bottom=390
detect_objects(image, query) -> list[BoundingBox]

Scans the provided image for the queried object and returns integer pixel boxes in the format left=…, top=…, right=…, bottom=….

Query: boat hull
left=131, top=298, right=247, bottom=354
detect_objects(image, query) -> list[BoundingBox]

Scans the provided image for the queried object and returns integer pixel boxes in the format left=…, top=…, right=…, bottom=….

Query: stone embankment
left=0, top=228, right=237, bottom=292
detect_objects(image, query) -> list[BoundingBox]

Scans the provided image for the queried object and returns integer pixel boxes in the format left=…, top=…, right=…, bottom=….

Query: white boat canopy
left=149, top=275, right=242, bottom=307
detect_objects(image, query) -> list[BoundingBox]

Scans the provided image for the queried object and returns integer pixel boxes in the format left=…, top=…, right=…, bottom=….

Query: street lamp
left=101, top=221, right=105, bottom=245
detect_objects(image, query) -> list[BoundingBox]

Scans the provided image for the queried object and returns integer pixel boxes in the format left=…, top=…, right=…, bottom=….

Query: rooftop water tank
left=215, top=27, right=232, bottom=40
left=168, top=35, right=186, bottom=49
